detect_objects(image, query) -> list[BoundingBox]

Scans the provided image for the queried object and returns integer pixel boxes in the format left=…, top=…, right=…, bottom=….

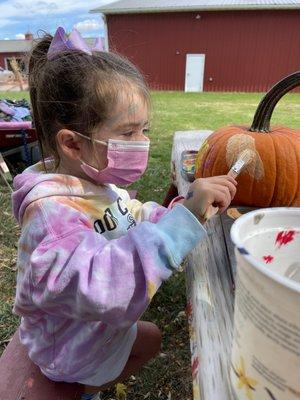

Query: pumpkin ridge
left=197, top=139, right=212, bottom=176
left=197, top=133, right=217, bottom=176
left=213, top=136, right=229, bottom=176
left=282, top=133, right=300, bottom=205
left=268, top=133, right=279, bottom=206
left=197, top=129, right=230, bottom=177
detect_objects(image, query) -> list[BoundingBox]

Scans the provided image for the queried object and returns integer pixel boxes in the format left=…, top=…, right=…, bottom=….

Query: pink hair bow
left=47, top=26, right=104, bottom=60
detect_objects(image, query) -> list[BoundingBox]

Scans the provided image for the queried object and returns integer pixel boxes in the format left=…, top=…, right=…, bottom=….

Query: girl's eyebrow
left=116, top=120, right=149, bottom=130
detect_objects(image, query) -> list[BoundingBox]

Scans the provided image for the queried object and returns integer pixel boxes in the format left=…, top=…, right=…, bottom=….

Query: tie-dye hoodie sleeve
left=12, top=163, right=206, bottom=329
left=27, top=203, right=204, bottom=328
left=111, top=185, right=183, bottom=223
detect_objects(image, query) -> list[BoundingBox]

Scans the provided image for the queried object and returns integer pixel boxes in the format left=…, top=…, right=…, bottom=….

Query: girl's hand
left=183, top=176, right=237, bottom=224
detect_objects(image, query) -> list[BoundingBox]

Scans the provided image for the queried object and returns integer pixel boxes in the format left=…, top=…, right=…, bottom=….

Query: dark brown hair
left=28, top=32, right=150, bottom=166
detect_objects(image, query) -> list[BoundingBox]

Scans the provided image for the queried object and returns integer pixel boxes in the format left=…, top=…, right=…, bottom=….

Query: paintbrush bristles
left=237, top=149, right=256, bottom=165
left=228, top=149, right=257, bottom=178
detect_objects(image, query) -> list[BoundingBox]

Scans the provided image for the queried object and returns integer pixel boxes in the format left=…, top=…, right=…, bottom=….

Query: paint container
left=230, top=208, right=300, bottom=400
left=180, top=150, right=198, bottom=182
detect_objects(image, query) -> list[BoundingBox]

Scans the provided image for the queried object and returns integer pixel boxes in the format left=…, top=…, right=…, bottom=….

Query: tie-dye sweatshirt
left=12, top=160, right=206, bottom=385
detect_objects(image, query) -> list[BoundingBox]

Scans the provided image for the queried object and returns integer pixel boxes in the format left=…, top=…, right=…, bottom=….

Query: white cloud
left=3, top=0, right=114, bottom=17
left=74, top=19, right=103, bottom=32
left=4, top=37, right=9, bottom=40
left=0, top=0, right=114, bottom=30
left=15, top=33, right=25, bottom=39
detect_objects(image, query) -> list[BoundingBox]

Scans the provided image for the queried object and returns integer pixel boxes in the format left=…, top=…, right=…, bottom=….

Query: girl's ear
left=56, top=129, right=85, bottom=160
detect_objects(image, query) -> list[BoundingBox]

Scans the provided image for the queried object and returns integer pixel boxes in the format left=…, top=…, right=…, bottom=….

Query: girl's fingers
left=210, top=177, right=237, bottom=199
left=211, top=189, right=229, bottom=212
left=207, top=175, right=237, bottom=186
left=213, top=184, right=232, bottom=205
left=226, top=181, right=237, bottom=199
left=225, top=175, right=238, bottom=185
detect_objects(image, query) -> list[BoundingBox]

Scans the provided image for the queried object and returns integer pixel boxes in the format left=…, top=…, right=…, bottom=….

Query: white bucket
left=230, top=208, right=300, bottom=400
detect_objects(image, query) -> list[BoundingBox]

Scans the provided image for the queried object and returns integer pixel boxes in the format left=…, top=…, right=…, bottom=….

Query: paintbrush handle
left=203, top=204, right=219, bottom=221
left=227, top=169, right=239, bottom=179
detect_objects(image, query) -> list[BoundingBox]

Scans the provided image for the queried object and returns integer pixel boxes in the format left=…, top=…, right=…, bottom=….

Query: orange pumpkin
left=195, top=72, right=300, bottom=207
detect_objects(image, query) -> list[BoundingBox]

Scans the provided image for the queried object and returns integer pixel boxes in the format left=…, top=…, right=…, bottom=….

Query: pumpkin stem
left=249, top=71, right=300, bottom=133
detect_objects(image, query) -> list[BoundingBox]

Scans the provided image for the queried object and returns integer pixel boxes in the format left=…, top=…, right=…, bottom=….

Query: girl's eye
left=122, top=131, right=133, bottom=137
left=122, top=128, right=150, bottom=137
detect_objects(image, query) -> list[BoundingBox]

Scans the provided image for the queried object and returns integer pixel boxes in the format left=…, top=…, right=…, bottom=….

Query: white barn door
left=185, top=54, right=205, bottom=92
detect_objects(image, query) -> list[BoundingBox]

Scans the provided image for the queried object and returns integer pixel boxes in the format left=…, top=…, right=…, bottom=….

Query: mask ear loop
left=72, top=130, right=107, bottom=146
left=90, top=132, right=105, bottom=170
left=72, top=130, right=108, bottom=170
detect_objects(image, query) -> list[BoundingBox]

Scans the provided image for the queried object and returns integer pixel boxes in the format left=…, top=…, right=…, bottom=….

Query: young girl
left=12, top=27, right=236, bottom=400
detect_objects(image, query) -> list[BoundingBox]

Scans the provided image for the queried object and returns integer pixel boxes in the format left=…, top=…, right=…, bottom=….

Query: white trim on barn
left=91, top=0, right=300, bottom=14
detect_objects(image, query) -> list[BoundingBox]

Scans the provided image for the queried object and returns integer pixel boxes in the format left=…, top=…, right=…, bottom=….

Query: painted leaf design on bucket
left=263, top=255, right=274, bottom=264
left=275, top=230, right=296, bottom=248
left=232, top=357, right=258, bottom=400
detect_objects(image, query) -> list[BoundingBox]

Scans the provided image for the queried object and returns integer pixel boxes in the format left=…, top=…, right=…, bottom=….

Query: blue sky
left=0, top=0, right=116, bottom=40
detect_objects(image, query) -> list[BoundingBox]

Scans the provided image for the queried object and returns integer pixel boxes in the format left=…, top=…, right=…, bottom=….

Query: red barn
left=0, top=33, right=33, bottom=74
left=91, top=0, right=300, bottom=92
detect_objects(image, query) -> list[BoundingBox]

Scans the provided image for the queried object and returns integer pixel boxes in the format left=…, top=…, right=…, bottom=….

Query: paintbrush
left=203, top=148, right=256, bottom=221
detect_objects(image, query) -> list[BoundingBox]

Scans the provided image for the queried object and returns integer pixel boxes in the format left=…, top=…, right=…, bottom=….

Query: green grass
left=0, top=90, right=299, bottom=399
left=0, top=189, right=20, bottom=349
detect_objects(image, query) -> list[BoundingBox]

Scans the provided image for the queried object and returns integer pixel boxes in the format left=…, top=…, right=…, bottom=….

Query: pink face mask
left=75, top=132, right=150, bottom=185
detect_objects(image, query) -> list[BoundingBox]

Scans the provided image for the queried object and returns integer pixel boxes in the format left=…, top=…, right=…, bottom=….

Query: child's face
left=82, top=90, right=150, bottom=172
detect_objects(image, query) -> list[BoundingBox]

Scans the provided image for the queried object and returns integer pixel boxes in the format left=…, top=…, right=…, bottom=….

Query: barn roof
left=0, top=40, right=33, bottom=53
left=0, top=37, right=101, bottom=54
left=91, top=0, right=300, bottom=14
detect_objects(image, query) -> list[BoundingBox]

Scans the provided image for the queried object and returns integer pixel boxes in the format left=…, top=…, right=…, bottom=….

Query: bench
left=0, top=329, right=82, bottom=400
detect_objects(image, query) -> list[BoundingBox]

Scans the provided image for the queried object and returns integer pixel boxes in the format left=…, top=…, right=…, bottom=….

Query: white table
left=171, top=131, right=236, bottom=400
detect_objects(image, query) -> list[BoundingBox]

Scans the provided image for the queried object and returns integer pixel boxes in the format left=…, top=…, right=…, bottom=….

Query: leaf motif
left=244, top=149, right=264, bottom=181
left=226, top=134, right=254, bottom=168
left=226, top=134, right=264, bottom=180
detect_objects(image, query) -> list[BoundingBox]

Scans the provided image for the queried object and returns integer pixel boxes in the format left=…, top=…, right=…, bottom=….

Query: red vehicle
left=0, top=123, right=39, bottom=171
left=0, top=124, right=36, bottom=149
